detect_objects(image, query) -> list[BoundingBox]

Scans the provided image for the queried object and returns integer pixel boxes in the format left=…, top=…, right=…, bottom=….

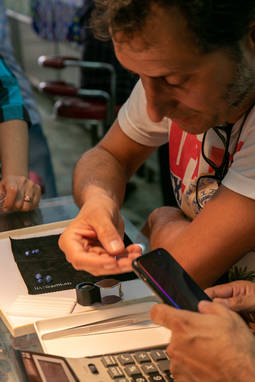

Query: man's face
left=113, top=6, right=255, bottom=134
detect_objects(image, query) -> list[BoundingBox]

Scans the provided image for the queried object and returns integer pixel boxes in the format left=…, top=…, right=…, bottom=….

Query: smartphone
left=132, top=248, right=211, bottom=311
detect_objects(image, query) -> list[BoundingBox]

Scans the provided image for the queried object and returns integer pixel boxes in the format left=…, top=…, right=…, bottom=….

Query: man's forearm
left=148, top=207, right=191, bottom=249
left=0, top=120, right=29, bottom=177
left=73, top=146, right=128, bottom=208
left=147, top=186, right=255, bottom=288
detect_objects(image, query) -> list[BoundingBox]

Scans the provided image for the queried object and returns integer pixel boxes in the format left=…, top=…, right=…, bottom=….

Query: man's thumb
left=198, top=300, right=229, bottom=316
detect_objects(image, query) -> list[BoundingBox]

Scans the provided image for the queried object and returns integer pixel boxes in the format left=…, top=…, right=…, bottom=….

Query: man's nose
left=141, top=76, right=177, bottom=123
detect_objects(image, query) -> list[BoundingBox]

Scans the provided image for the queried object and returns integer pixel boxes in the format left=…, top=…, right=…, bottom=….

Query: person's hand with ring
left=0, top=120, right=41, bottom=212
left=0, top=175, right=41, bottom=212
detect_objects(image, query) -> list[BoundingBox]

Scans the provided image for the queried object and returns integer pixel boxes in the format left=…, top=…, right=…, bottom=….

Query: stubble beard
left=223, top=47, right=255, bottom=118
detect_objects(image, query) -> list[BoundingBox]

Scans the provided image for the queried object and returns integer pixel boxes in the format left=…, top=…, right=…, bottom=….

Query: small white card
left=6, top=295, right=76, bottom=318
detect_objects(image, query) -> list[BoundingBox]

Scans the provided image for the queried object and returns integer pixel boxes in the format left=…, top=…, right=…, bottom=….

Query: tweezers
left=42, top=311, right=151, bottom=340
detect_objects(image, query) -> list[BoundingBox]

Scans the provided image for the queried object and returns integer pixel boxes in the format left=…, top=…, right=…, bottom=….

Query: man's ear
left=249, top=22, right=255, bottom=48
left=244, top=22, right=255, bottom=55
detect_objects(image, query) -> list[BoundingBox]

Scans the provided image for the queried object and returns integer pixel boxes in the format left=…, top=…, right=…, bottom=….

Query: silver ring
left=24, top=195, right=32, bottom=203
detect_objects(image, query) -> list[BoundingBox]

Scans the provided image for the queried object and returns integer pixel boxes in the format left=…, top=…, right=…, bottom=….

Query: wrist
left=82, top=184, right=114, bottom=200
left=79, top=185, right=118, bottom=208
left=2, top=171, right=28, bottom=179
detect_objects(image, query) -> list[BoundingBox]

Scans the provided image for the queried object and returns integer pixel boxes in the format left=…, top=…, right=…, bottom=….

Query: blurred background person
left=0, top=0, right=57, bottom=199
left=0, top=53, right=41, bottom=212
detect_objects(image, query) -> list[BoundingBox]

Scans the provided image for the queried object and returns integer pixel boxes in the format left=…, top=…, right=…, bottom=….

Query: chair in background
left=37, top=55, right=117, bottom=145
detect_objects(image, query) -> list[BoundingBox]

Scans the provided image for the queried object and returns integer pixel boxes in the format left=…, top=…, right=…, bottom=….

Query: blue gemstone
left=25, top=250, right=31, bottom=256
left=36, top=278, right=43, bottom=284
left=45, top=275, right=52, bottom=283
left=35, top=273, right=42, bottom=280
left=32, top=249, right=40, bottom=255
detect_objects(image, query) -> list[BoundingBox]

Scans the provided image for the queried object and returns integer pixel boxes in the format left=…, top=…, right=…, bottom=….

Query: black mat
left=10, top=233, right=137, bottom=295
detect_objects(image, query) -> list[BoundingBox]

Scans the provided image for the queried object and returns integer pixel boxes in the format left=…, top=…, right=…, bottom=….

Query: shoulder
left=118, top=80, right=169, bottom=147
left=222, top=106, right=255, bottom=199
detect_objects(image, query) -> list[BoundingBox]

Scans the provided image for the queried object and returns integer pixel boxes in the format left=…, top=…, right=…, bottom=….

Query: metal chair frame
left=37, top=56, right=117, bottom=143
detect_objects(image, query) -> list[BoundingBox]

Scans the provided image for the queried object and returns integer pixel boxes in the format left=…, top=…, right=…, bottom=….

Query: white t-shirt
left=118, top=79, right=255, bottom=282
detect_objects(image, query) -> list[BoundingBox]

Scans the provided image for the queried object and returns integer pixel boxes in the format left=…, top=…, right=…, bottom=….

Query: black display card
left=10, top=233, right=137, bottom=295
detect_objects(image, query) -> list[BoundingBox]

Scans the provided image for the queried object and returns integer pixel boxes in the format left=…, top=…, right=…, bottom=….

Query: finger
left=96, top=219, right=125, bottom=255
left=75, top=203, right=125, bottom=255
left=90, top=246, right=108, bottom=255
left=31, top=184, right=41, bottom=208
left=59, top=225, right=96, bottom=257
left=126, top=243, right=143, bottom=254
left=2, top=183, right=18, bottom=211
left=21, top=180, right=39, bottom=211
left=9, top=181, right=29, bottom=211
left=75, top=228, right=98, bottom=238
left=150, top=303, right=196, bottom=330
left=115, top=256, right=133, bottom=272
left=1, top=176, right=26, bottom=210
left=116, top=245, right=142, bottom=270
left=83, top=244, right=136, bottom=274
left=215, top=295, right=255, bottom=313
left=198, top=300, right=232, bottom=317
left=80, top=250, right=124, bottom=272
left=65, top=249, right=118, bottom=274
left=59, top=230, right=118, bottom=273
left=0, top=182, right=6, bottom=201
left=22, top=194, right=34, bottom=211
left=205, top=283, right=235, bottom=299
left=0, top=185, right=6, bottom=208
left=116, top=244, right=143, bottom=259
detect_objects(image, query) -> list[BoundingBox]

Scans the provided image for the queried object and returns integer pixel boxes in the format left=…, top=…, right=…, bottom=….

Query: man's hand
left=0, top=175, right=41, bottom=212
left=205, top=280, right=255, bottom=312
left=59, top=194, right=142, bottom=275
left=151, top=301, right=255, bottom=381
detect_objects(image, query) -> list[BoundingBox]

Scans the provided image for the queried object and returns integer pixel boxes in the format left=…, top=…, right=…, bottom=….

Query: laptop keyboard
left=84, top=347, right=173, bottom=382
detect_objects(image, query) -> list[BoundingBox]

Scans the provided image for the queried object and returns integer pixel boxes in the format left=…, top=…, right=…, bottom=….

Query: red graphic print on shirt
left=169, top=123, right=202, bottom=208
left=168, top=123, right=241, bottom=217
